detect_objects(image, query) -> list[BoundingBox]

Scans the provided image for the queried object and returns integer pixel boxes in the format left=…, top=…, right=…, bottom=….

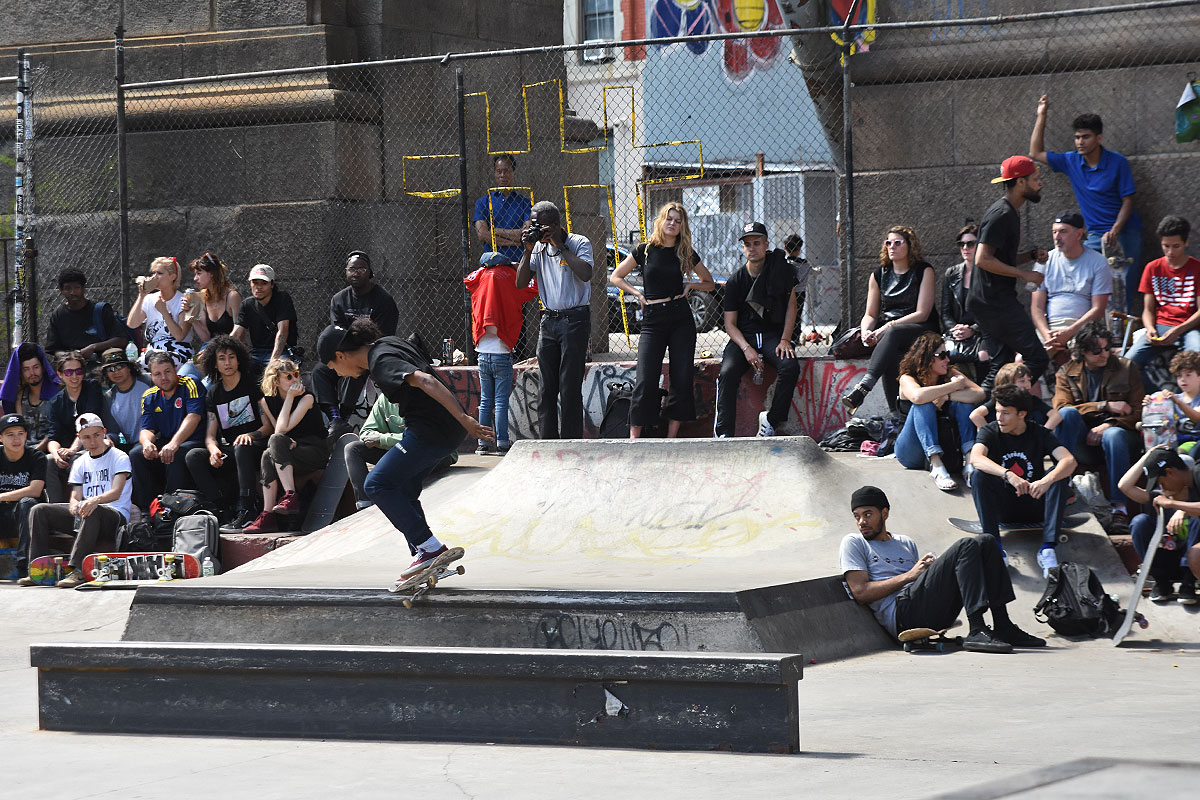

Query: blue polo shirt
left=473, top=189, right=532, bottom=262
left=1045, top=148, right=1141, bottom=235
left=139, top=375, right=206, bottom=442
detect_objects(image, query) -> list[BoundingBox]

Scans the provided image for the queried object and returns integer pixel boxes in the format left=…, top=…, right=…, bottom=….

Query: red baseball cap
left=990, top=155, right=1038, bottom=184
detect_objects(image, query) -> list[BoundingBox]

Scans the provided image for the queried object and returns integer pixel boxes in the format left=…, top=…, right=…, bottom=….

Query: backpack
left=148, top=490, right=204, bottom=551
left=173, top=511, right=220, bottom=573
left=598, top=381, right=634, bottom=439
left=1033, top=561, right=1124, bottom=637
left=93, top=300, right=143, bottom=348
left=116, top=520, right=159, bottom=552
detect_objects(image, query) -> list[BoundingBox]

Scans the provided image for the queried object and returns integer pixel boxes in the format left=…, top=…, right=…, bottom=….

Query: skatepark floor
left=5, top=443, right=1200, bottom=798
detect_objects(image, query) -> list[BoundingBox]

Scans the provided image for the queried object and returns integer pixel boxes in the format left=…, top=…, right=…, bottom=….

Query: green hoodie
left=360, top=394, right=459, bottom=464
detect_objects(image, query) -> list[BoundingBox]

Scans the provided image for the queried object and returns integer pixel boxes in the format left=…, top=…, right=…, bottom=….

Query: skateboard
left=1113, top=491, right=1162, bottom=646
left=25, top=554, right=73, bottom=586
left=301, top=432, right=357, bottom=533
left=75, top=551, right=201, bottom=590
left=388, top=547, right=465, bottom=608
left=948, top=512, right=1090, bottom=541
left=898, top=622, right=963, bottom=653
left=0, top=547, right=18, bottom=580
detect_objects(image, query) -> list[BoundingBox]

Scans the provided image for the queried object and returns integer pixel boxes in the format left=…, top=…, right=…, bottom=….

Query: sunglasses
left=60, top=367, right=84, bottom=377
left=282, top=371, right=300, bottom=380
left=958, top=240, right=978, bottom=248
left=884, top=240, right=906, bottom=248
left=104, top=364, right=127, bottom=372
left=1087, top=345, right=1112, bottom=355
left=933, top=351, right=950, bottom=360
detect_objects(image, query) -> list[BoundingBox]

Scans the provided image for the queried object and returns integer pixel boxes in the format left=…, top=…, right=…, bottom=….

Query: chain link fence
left=5, top=0, right=1199, bottom=369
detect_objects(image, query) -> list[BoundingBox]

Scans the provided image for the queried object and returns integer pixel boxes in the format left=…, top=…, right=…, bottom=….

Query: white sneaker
left=1036, top=547, right=1059, bottom=578
left=756, top=411, right=775, bottom=437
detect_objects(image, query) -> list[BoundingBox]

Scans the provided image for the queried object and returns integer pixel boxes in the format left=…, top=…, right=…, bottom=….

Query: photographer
left=514, top=201, right=594, bottom=440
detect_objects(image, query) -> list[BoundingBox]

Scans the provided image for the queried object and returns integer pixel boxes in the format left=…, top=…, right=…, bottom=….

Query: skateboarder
left=969, top=385, right=1077, bottom=576
left=1116, top=447, right=1200, bottom=604
left=318, top=320, right=493, bottom=578
left=840, top=485, right=1046, bottom=652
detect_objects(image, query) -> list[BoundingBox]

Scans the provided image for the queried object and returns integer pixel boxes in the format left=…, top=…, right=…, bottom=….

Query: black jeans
left=185, top=440, right=266, bottom=506
left=537, top=307, right=591, bottom=439
left=632, top=299, right=697, bottom=428
left=968, top=297, right=1050, bottom=393
left=1, top=496, right=39, bottom=571
left=714, top=332, right=800, bottom=437
left=129, top=439, right=205, bottom=511
left=894, top=534, right=1015, bottom=632
left=865, top=322, right=930, bottom=412
left=312, top=362, right=369, bottom=420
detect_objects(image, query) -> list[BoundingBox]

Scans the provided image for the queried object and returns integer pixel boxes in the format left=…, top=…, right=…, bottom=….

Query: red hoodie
left=463, top=264, right=539, bottom=350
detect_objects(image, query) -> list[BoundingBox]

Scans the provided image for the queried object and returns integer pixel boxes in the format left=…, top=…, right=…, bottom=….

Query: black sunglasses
left=933, top=350, right=950, bottom=359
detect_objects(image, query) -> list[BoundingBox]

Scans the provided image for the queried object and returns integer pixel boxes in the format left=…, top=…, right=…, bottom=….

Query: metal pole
left=841, top=0, right=860, bottom=329
left=456, top=66, right=474, bottom=365
left=12, top=51, right=27, bottom=347
left=115, top=27, right=131, bottom=312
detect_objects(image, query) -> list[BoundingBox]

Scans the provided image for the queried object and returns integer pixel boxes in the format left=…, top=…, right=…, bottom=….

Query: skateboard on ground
left=0, top=546, right=19, bottom=580
left=898, top=621, right=964, bottom=653
left=388, top=547, right=465, bottom=608
left=25, top=554, right=73, bottom=586
left=948, top=512, right=1090, bottom=541
left=75, top=551, right=201, bottom=590
left=1113, top=496, right=1162, bottom=646
left=301, top=432, right=357, bottom=533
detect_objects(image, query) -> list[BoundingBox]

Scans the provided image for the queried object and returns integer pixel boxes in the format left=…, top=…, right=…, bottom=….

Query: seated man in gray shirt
left=514, top=200, right=594, bottom=439
left=1032, top=209, right=1112, bottom=363
left=839, top=485, right=1045, bottom=652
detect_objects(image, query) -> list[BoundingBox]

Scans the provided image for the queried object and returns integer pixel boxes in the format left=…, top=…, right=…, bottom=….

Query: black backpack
left=599, top=381, right=634, bottom=439
left=145, top=491, right=204, bottom=552
left=1033, top=561, right=1123, bottom=637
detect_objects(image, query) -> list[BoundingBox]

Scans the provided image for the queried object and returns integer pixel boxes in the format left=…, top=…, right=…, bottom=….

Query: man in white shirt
left=1032, top=209, right=1112, bottom=362
left=21, top=412, right=133, bottom=588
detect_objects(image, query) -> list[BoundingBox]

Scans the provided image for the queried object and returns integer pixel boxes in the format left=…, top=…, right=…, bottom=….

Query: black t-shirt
left=975, top=420, right=1061, bottom=482
left=979, top=396, right=1051, bottom=427
left=873, top=261, right=936, bottom=328
left=368, top=337, right=466, bottom=446
left=206, top=374, right=265, bottom=444
left=633, top=243, right=696, bottom=300
left=265, top=393, right=326, bottom=442
left=721, top=250, right=797, bottom=337
left=45, top=300, right=120, bottom=355
left=237, top=291, right=298, bottom=350
left=0, top=446, right=47, bottom=494
left=329, top=285, right=399, bottom=336
left=969, top=196, right=1022, bottom=304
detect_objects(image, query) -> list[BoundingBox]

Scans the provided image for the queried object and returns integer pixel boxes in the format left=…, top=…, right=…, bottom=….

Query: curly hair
left=878, top=225, right=924, bottom=267
left=898, top=331, right=948, bottom=386
left=1170, top=350, right=1200, bottom=376
left=197, top=334, right=252, bottom=378
left=1070, top=321, right=1114, bottom=363
left=97, top=358, right=143, bottom=388
left=261, top=357, right=302, bottom=397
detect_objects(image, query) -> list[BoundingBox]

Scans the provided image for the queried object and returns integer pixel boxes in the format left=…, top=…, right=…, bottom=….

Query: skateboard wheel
left=1058, top=533, right=1069, bottom=543
left=428, top=576, right=438, bottom=588
left=402, top=599, right=413, bottom=609
left=903, top=642, right=913, bottom=652
left=455, top=565, right=465, bottom=575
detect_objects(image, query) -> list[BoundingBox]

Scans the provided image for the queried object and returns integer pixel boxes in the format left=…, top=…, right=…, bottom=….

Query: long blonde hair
left=647, top=202, right=697, bottom=278
left=261, top=358, right=301, bottom=397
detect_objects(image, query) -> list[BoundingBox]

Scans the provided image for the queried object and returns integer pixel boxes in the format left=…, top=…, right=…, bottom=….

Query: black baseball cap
left=316, top=324, right=352, bottom=365
left=1053, top=210, right=1085, bottom=229
left=1144, top=447, right=1187, bottom=479
left=0, top=413, right=28, bottom=434
left=738, top=221, right=769, bottom=241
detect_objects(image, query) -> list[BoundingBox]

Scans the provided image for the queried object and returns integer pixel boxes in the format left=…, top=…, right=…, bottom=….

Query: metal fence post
left=841, top=0, right=860, bottom=331
left=114, top=27, right=131, bottom=312
left=456, top=65, right=474, bottom=365
left=12, top=51, right=29, bottom=347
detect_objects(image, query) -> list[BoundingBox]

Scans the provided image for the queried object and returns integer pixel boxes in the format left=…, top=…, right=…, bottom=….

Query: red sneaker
left=399, top=545, right=449, bottom=579
left=273, top=491, right=301, bottom=515
left=242, top=511, right=278, bottom=533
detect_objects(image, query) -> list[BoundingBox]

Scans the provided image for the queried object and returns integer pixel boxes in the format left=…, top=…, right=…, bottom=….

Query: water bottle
left=752, top=365, right=764, bottom=385
left=125, top=341, right=139, bottom=361
left=201, top=556, right=215, bottom=577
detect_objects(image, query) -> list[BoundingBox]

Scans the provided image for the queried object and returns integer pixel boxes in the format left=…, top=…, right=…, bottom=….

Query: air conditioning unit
left=581, top=39, right=615, bottom=64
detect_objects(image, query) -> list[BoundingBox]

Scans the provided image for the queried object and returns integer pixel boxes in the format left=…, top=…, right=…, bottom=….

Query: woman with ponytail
left=318, top=319, right=493, bottom=582
left=609, top=202, right=715, bottom=437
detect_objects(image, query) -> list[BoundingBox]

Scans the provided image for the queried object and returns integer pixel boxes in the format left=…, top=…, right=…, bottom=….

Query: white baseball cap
left=248, top=264, right=276, bottom=283
left=75, top=412, right=105, bottom=433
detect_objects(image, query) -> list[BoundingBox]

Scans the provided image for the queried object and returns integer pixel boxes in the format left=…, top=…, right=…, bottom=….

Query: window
left=583, top=0, right=614, bottom=42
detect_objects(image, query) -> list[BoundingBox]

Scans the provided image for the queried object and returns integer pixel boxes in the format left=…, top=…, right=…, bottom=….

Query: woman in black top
left=842, top=225, right=938, bottom=414
left=183, top=252, right=242, bottom=354
left=940, top=224, right=995, bottom=373
left=609, top=202, right=715, bottom=437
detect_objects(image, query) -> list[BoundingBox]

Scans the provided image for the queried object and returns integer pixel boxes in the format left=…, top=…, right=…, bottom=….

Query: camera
left=523, top=224, right=547, bottom=245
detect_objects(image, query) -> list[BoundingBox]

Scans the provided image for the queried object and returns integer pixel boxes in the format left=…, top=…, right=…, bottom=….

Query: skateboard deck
left=0, top=547, right=19, bottom=580
left=76, top=551, right=201, bottom=590
left=1113, top=494, right=1162, bottom=646
left=388, top=547, right=466, bottom=608
left=948, top=512, right=1089, bottom=540
left=26, top=554, right=72, bottom=586
left=301, top=432, right=356, bottom=533
left=898, top=621, right=963, bottom=653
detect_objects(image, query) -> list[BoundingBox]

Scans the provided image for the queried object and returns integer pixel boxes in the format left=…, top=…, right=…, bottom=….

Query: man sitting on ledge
left=839, top=485, right=1046, bottom=653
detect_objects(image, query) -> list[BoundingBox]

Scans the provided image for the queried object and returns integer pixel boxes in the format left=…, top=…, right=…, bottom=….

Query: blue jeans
left=894, top=400, right=976, bottom=471
left=364, top=426, right=463, bottom=554
left=477, top=351, right=514, bottom=446
left=1086, top=227, right=1142, bottom=313
left=1055, top=405, right=1140, bottom=506
left=1123, top=323, right=1200, bottom=392
left=971, top=470, right=1068, bottom=545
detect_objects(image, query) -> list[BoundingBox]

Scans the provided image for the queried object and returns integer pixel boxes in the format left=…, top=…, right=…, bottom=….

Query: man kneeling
left=840, top=485, right=1046, bottom=652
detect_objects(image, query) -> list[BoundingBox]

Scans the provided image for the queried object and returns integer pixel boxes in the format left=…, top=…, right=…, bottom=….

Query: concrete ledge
left=32, top=641, right=803, bottom=752
left=218, top=532, right=303, bottom=572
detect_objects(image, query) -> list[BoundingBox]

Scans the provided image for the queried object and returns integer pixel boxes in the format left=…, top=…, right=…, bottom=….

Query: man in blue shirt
left=1030, top=95, right=1142, bottom=310
left=473, top=155, right=532, bottom=264
left=129, top=351, right=206, bottom=513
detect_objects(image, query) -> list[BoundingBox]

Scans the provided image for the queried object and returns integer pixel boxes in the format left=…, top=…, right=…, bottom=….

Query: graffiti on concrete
left=650, top=0, right=787, bottom=81
left=790, top=359, right=868, bottom=440
left=534, top=613, right=689, bottom=651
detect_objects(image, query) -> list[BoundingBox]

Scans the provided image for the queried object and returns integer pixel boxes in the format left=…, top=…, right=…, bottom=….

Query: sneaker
left=963, top=463, right=976, bottom=489
left=1109, top=510, right=1130, bottom=534
left=242, top=511, right=278, bottom=534
left=1001, top=549, right=1010, bottom=568
left=220, top=507, right=257, bottom=534
left=962, top=627, right=1014, bottom=654
left=1036, top=547, right=1059, bottom=579
left=16, top=575, right=37, bottom=587
left=56, top=569, right=86, bottom=589
left=399, top=545, right=449, bottom=580
left=841, top=383, right=867, bottom=415
left=273, top=491, right=301, bottom=515
left=994, top=624, right=1047, bottom=648
left=1178, top=581, right=1199, bottom=605
left=355, top=500, right=374, bottom=511
left=475, top=441, right=491, bottom=456
left=756, top=411, right=776, bottom=438
left=1149, top=582, right=1174, bottom=603
left=497, top=441, right=512, bottom=455
left=326, top=417, right=352, bottom=443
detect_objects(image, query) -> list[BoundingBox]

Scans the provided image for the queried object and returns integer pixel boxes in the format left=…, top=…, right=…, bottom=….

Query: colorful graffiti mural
left=649, top=0, right=787, bottom=81
left=829, top=0, right=877, bottom=54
